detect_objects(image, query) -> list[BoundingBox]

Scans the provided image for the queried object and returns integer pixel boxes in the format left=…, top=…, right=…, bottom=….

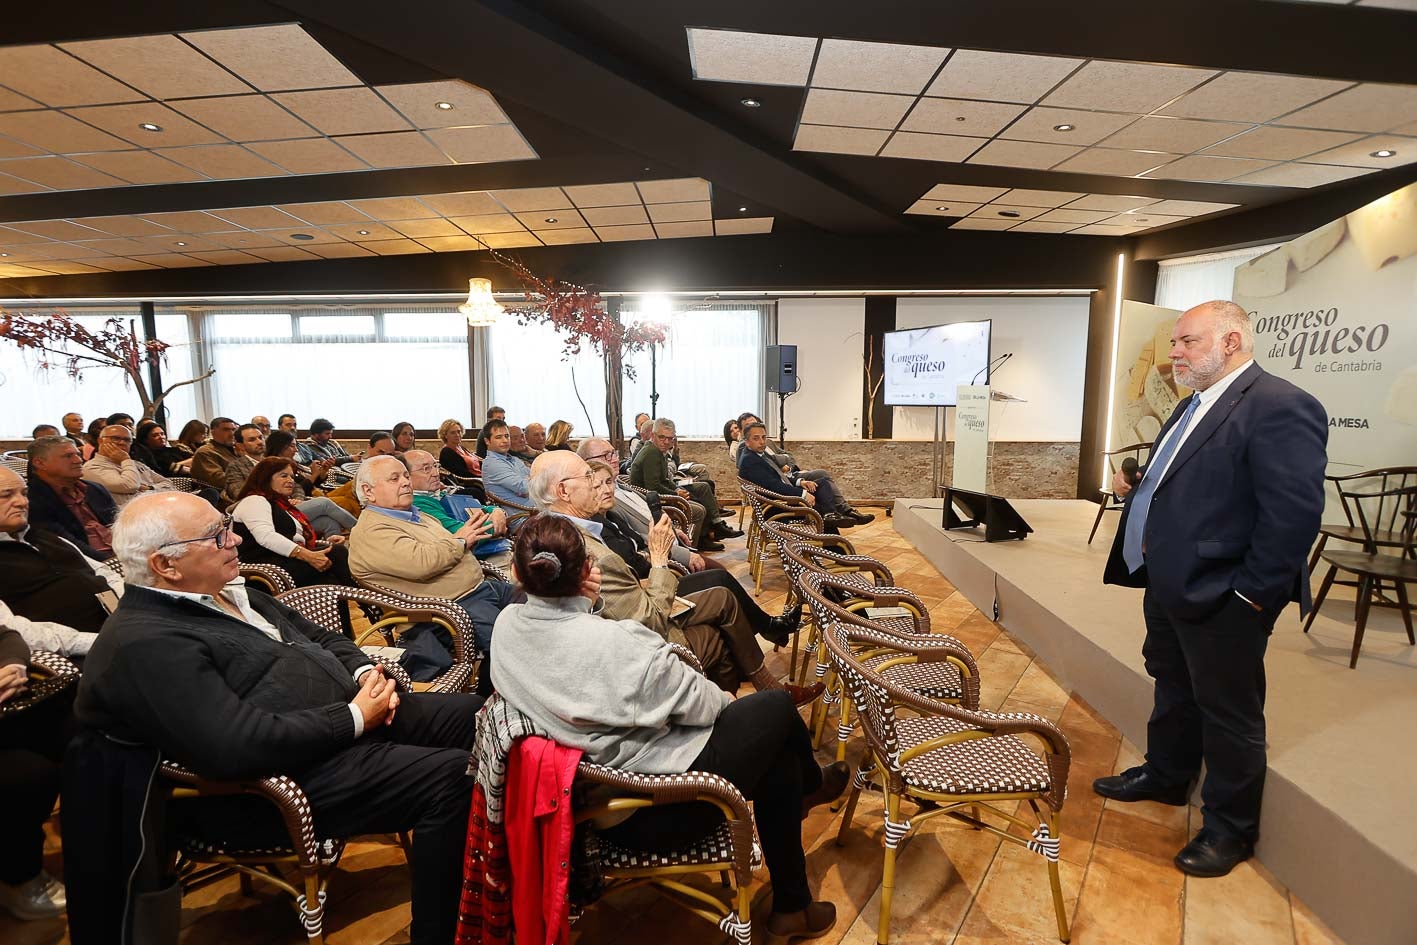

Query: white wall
left=891, top=297, right=1090, bottom=442
left=776, top=298, right=865, bottom=440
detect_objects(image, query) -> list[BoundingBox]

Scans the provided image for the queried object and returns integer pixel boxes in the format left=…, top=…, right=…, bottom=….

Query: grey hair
left=112, top=492, right=190, bottom=587
left=576, top=437, right=612, bottom=459
left=354, top=455, right=405, bottom=508
left=27, top=434, right=75, bottom=463
left=1197, top=300, right=1255, bottom=354
left=651, top=417, right=676, bottom=435
left=527, top=451, right=580, bottom=509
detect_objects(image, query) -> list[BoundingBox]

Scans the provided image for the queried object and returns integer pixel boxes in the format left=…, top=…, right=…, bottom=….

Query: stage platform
left=894, top=498, right=1416, bottom=945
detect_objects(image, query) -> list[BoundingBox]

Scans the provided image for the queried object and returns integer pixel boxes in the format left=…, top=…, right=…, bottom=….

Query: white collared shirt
left=1145, top=359, right=1256, bottom=487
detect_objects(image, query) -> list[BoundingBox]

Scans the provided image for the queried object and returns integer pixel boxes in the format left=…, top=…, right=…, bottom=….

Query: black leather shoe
left=696, top=537, right=725, bottom=552
left=845, top=508, right=876, bottom=525
left=822, top=512, right=857, bottom=529
left=1092, top=765, right=1190, bottom=805
left=763, top=612, right=800, bottom=646
left=1174, top=828, right=1252, bottom=877
left=712, top=521, right=744, bottom=539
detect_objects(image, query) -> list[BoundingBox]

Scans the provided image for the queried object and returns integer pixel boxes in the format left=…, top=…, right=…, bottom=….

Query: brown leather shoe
left=801, top=761, right=851, bottom=818
left=766, top=901, right=837, bottom=945
left=784, top=681, right=824, bottom=707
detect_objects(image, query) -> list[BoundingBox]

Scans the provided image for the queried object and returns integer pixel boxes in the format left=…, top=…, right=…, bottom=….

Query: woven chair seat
left=179, top=835, right=344, bottom=864
left=897, top=715, right=1052, bottom=796
left=591, top=820, right=758, bottom=872
left=863, top=654, right=965, bottom=701
left=870, top=615, right=923, bottom=636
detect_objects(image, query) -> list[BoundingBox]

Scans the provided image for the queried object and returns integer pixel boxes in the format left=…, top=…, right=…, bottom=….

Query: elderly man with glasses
left=74, top=491, right=484, bottom=945
left=81, top=425, right=178, bottom=509
left=405, top=449, right=512, bottom=569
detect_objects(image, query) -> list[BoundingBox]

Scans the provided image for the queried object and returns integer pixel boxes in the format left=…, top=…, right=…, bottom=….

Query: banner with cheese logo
left=1233, top=180, right=1417, bottom=483
left=1110, top=301, right=1184, bottom=473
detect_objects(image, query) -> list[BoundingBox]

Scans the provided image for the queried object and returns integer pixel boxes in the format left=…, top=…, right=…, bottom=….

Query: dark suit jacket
left=1103, top=362, right=1327, bottom=620
left=25, top=475, right=118, bottom=560
left=737, top=447, right=804, bottom=499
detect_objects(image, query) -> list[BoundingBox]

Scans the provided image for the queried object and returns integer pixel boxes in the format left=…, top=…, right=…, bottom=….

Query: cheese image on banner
left=1109, top=300, right=1184, bottom=459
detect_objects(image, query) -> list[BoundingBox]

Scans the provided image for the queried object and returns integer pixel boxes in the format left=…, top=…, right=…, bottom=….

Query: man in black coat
left=1096, top=300, right=1327, bottom=878
left=76, top=491, right=483, bottom=945
left=25, top=435, right=118, bottom=561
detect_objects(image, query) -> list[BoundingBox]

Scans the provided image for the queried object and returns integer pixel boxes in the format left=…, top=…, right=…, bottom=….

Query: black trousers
left=1141, top=589, right=1272, bottom=843
left=0, top=690, right=74, bottom=884
left=297, top=692, right=483, bottom=945
left=678, top=569, right=779, bottom=635
left=603, top=690, right=822, bottom=913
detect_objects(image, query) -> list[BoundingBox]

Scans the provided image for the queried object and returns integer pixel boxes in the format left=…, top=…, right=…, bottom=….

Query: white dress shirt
left=1146, top=359, right=1255, bottom=487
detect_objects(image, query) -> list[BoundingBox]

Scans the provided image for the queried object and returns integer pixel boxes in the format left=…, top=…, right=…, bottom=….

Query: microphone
left=1120, top=456, right=1142, bottom=486
left=972, top=351, right=1012, bottom=385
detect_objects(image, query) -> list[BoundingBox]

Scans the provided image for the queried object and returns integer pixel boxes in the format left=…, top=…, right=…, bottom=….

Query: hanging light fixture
left=459, top=277, right=504, bottom=327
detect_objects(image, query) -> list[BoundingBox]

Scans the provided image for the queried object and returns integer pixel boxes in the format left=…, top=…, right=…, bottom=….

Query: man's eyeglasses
left=559, top=470, right=595, bottom=487
left=588, top=449, right=618, bottom=463
left=159, top=514, right=235, bottom=551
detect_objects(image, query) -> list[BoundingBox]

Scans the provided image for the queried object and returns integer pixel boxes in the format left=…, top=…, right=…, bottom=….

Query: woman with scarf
left=232, top=457, right=354, bottom=587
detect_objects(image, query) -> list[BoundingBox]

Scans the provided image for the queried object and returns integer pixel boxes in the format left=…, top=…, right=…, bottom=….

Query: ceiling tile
left=1142, top=199, right=1240, bottom=215
left=0, top=173, right=50, bottom=195
left=363, top=239, right=430, bottom=255
left=450, top=213, right=526, bottom=235
left=169, top=95, right=317, bottom=142
left=1052, top=148, right=1178, bottom=176
left=563, top=182, right=642, bottom=208
left=68, top=150, right=206, bottom=185
left=0, top=88, right=41, bottom=112
left=904, top=199, right=985, bottom=216
left=879, top=131, right=981, bottom=163
left=0, top=225, right=48, bottom=244
left=0, top=246, right=58, bottom=262
left=129, top=252, right=211, bottom=268
left=0, top=264, right=56, bottom=277
left=24, top=241, right=102, bottom=259
left=492, top=186, right=573, bottom=212
left=536, top=228, right=600, bottom=245
left=10, top=219, right=108, bottom=241
left=180, top=25, right=360, bottom=92
left=800, top=88, right=914, bottom=130
left=1202, top=125, right=1361, bottom=160
left=1158, top=72, right=1354, bottom=123
left=70, top=215, right=176, bottom=237
left=29, top=260, right=110, bottom=275
left=0, top=110, right=135, bottom=153
left=476, top=232, right=542, bottom=249
left=967, top=204, right=1048, bottom=222
left=514, top=210, right=587, bottom=230
left=0, top=136, right=43, bottom=159
left=922, top=183, right=1010, bottom=202
left=581, top=205, right=650, bottom=226
left=139, top=210, right=238, bottom=233
left=84, top=257, right=160, bottom=272
left=0, top=45, right=144, bottom=107
left=256, top=227, right=342, bottom=245
left=635, top=178, right=711, bottom=204
left=810, top=39, right=948, bottom=95
left=417, top=234, right=486, bottom=252
left=245, top=138, right=368, bottom=175
left=349, top=196, right=440, bottom=219
left=378, top=80, right=509, bottom=129
left=419, top=192, right=504, bottom=216
left=685, top=28, right=818, bottom=86
left=925, top=50, right=1081, bottom=104
left=792, top=124, right=887, bottom=155
left=157, top=144, right=286, bottom=180
left=275, top=202, right=371, bottom=226
left=303, top=242, right=376, bottom=259
left=335, top=131, right=451, bottom=169
left=1009, top=220, right=1079, bottom=233
left=425, top=125, right=537, bottom=164
left=998, top=107, right=1136, bottom=146
left=653, top=221, right=714, bottom=239
left=1070, top=223, right=1145, bottom=236
left=950, top=218, right=1015, bottom=230
left=1105, top=211, right=1187, bottom=228
left=900, top=98, right=1025, bottom=138
left=1000, top=189, right=1086, bottom=208
left=1043, top=60, right=1216, bottom=113
left=323, top=222, right=403, bottom=241
left=203, top=231, right=285, bottom=250
left=1275, top=82, right=1417, bottom=132
left=74, top=237, right=163, bottom=255
left=594, top=224, right=657, bottom=242
left=1099, top=116, right=1252, bottom=153
left=966, top=139, right=1081, bottom=169
left=1, top=156, right=126, bottom=189
left=183, top=249, right=268, bottom=266
left=66, top=102, right=226, bottom=148
left=387, top=218, right=464, bottom=239
left=243, top=246, right=322, bottom=263
left=1395, top=120, right=1417, bottom=136
left=1064, top=194, right=1160, bottom=211
left=1141, top=154, right=1278, bottom=181
left=60, top=35, right=252, bottom=99
left=273, top=88, right=412, bottom=136
left=1233, top=162, right=1376, bottom=187
left=713, top=217, right=773, bottom=235
left=209, top=206, right=304, bottom=230
left=139, top=233, right=227, bottom=253
left=646, top=201, right=713, bottom=223
left=1300, top=134, right=1417, bottom=167
left=1034, top=208, right=1118, bottom=224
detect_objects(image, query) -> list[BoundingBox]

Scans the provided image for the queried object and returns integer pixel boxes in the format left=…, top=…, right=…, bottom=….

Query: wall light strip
left=1102, top=252, right=1127, bottom=491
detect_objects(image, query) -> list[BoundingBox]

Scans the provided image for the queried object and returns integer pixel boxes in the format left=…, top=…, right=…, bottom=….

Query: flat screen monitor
left=881, top=320, right=992, bottom=407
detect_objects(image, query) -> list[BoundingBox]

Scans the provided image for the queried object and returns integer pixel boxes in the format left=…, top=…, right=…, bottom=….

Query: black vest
left=0, top=527, right=113, bottom=633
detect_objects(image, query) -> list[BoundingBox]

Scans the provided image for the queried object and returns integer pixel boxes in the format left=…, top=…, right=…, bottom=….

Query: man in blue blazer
left=1095, top=300, right=1327, bottom=877
left=737, top=423, right=870, bottom=529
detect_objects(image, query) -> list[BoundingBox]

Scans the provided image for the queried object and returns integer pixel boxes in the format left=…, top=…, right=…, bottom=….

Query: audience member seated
left=135, top=421, right=193, bottom=476
left=298, top=418, right=354, bottom=479
left=507, top=426, right=537, bottom=465
left=481, top=419, right=532, bottom=507
left=60, top=412, right=87, bottom=453
left=82, top=418, right=105, bottom=460
left=81, top=424, right=177, bottom=509
left=222, top=423, right=266, bottom=505
left=264, top=432, right=356, bottom=536
left=490, top=515, right=847, bottom=943
left=437, top=419, right=481, bottom=477
left=105, top=413, right=135, bottom=432
left=0, top=467, right=118, bottom=659
left=368, top=431, right=397, bottom=458
left=26, top=436, right=117, bottom=561
left=31, top=424, right=58, bottom=439
left=579, top=438, right=715, bottom=573
left=191, top=416, right=239, bottom=490
left=738, top=422, right=872, bottom=529
left=523, top=421, right=547, bottom=458
left=530, top=451, right=818, bottom=703
left=473, top=406, right=505, bottom=458
left=348, top=456, right=520, bottom=669
left=277, top=413, right=298, bottom=434
left=723, top=418, right=741, bottom=451
left=406, top=450, right=512, bottom=569
left=392, top=422, right=417, bottom=458
left=0, top=625, right=73, bottom=922
left=233, top=458, right=355, bottom=588
left=75, top=491, right=483, bottom=945
left=625, top=415, right=652, bottom=465
left=631, top=417, right=741, bottom=550
left=251, top=415, right=271, bottom=437
left=544, top=419, right=574, bottom=452
left=172, top=419, right=209, bottom=463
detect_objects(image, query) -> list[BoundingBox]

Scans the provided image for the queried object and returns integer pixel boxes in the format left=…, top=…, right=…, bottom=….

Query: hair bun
left=530, top=550, right=562, bottom=578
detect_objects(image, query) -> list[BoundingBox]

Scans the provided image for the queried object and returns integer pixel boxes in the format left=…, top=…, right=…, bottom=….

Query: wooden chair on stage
left=1308, top=467, right=1417, bottom=574
left=1087, top=441, right=1152, bottom=544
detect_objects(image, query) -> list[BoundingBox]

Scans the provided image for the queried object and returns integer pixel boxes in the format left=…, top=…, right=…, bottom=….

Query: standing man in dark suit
left=1094, top=300, right=1327, bottom=877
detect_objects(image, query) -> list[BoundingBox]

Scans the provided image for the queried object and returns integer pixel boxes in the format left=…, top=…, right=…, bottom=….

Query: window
left=1155, top=245, right=1281, bottom=312
left=487, top=316, right=608, bottom=436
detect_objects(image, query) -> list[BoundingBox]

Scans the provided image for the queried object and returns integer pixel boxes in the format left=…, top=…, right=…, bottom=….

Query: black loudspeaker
left=765, top=344, right=798, bottom=393
left=942, top=487, right=1033, bottom=542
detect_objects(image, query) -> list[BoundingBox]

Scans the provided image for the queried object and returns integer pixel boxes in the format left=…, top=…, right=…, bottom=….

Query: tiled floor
left=4, top=515, right=1349, bottom=945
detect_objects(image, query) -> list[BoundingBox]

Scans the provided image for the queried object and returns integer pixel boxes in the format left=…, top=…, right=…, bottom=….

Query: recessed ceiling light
left=357, top=229, right=370, bottom=235
left=738, top=206, right=747, bottom=213
left=1053, top=123, right=1075, bottom=132
left=955, top=116, right=967, bottom=122
left=997, top=210, right=1021, bottom=218
left=138, top=122, right=163, bottom=132
left=740, top=97, right=762, bottom=108
left=290, top=233, right=315, bottom=241
left=935, top=205, right=950, bottom=211
left=434, top=101, right=454, bottom=111
left=1370, top=149, right=1396, bottom=158
left=0, top=253, right=8, bottom=257
left=544, top=217, right=558, bottom=224
left=174, top=241, right=186, bottom=246
left=1132, top=218, right=1149, bottom=223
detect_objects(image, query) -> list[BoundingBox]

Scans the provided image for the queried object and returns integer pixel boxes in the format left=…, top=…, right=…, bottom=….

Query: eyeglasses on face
left=160, top=513, right=235, bottom=551
left=589, top=449, right=618, bottom=462
left=559, top=470, right=595, bottom=487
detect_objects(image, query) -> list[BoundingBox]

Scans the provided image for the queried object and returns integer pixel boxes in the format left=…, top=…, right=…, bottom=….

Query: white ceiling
left=0, top=178, right=774, bottom=278
left=685, top=28, right=1416, bottom=193
left=904, top=184, right=1238, bottom=236
left=0, top=25, right=538, bottom=195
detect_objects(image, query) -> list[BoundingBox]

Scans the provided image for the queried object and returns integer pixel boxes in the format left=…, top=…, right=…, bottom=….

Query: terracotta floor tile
left=997, top=696, right=1065, bottom=723
left=1101, top=795, right=1189, bottom=833
left=1093, top=808, right=1188, bottom=867
left=1069, top=841, right=1184, bottom=945
left=1007, top=661, right=1071, bottom=714
left=1057, top=694, right=1118, bottom=740
left=952, top=842, right=1083, bottom=945
left=1182, top=858, right=1295, bottom=945
left=976, top=648, right=1032, bottom=710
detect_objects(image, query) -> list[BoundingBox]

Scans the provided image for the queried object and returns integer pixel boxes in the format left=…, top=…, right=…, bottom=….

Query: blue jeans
left=453, top=579, right=521, bottom=657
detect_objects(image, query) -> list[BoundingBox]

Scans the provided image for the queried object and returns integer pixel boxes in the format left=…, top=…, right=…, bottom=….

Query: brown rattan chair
left=803, top=569, right=1072, bottom=944
left=486, top=492, right=537, bottom=529
left=0, top=649, right=79, bottom=717
left=97, top=555, right=296, bottom=596
left=1088, top=441, right=1152, bottom=544
left=756, top=517, right=864, bottom=684
left=738, top=479, right=824, bottom=593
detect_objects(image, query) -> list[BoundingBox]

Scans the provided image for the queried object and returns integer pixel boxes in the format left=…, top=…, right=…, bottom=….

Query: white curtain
left=487, top=316, right=609, bottom=437
left=1155, top=245, right=1282, bottom=312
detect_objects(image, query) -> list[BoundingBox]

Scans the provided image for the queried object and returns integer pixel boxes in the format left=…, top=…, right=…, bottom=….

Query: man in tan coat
left=82, top=424, right=176, bottom=508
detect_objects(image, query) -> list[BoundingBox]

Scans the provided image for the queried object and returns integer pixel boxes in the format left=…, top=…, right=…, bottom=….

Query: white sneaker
left=0, top=871, right=67, bottom=920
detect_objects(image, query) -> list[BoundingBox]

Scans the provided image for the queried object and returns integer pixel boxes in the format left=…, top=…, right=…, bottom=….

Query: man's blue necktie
left=1123, top=395, right=1200, bottom=573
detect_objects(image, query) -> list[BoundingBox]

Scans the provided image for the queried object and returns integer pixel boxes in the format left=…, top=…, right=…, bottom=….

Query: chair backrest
left=1332, top=468, right=1417, bottom=539
left=1099, top=441, right=1152, bottom=494
left=279, top=583, right=479, bottom=660
left=3, top=457, right=28, bottom=477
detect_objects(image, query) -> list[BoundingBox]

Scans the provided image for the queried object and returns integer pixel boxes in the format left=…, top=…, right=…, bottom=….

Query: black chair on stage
left=1087, top=441, right=1152, bottom=544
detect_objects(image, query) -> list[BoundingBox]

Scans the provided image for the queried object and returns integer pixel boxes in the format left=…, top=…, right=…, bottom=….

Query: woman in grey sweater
left=491, top=514, right=848, bottom=944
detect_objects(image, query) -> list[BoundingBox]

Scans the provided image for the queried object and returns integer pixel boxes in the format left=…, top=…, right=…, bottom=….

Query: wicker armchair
left=737, top=480, right=824, bottom=593
left=165, top=475, right=204, bottom=494
left=616, top=475, right=693, bottom=534
left=279, top=584, right=479, bottom=694
left=96, top=555, right=297, bottom=597
left=2, top=456, right=29, bottom=477
left=486, top=492, right=537, bottom=528
left=0, top=649, right=79, bottom=717
left=805, top=570, right=1072, bottom=944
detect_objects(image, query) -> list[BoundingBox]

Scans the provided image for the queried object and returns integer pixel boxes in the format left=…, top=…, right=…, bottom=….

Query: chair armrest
left=239, top=562, right=296, bottom=595
left=795, top=545, right=894, bottom=586
left=0, top=650, right=80, bottom=716
left=481, top=563, right=512, bottom=584
left=158, top=762, right=327, bottom=866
